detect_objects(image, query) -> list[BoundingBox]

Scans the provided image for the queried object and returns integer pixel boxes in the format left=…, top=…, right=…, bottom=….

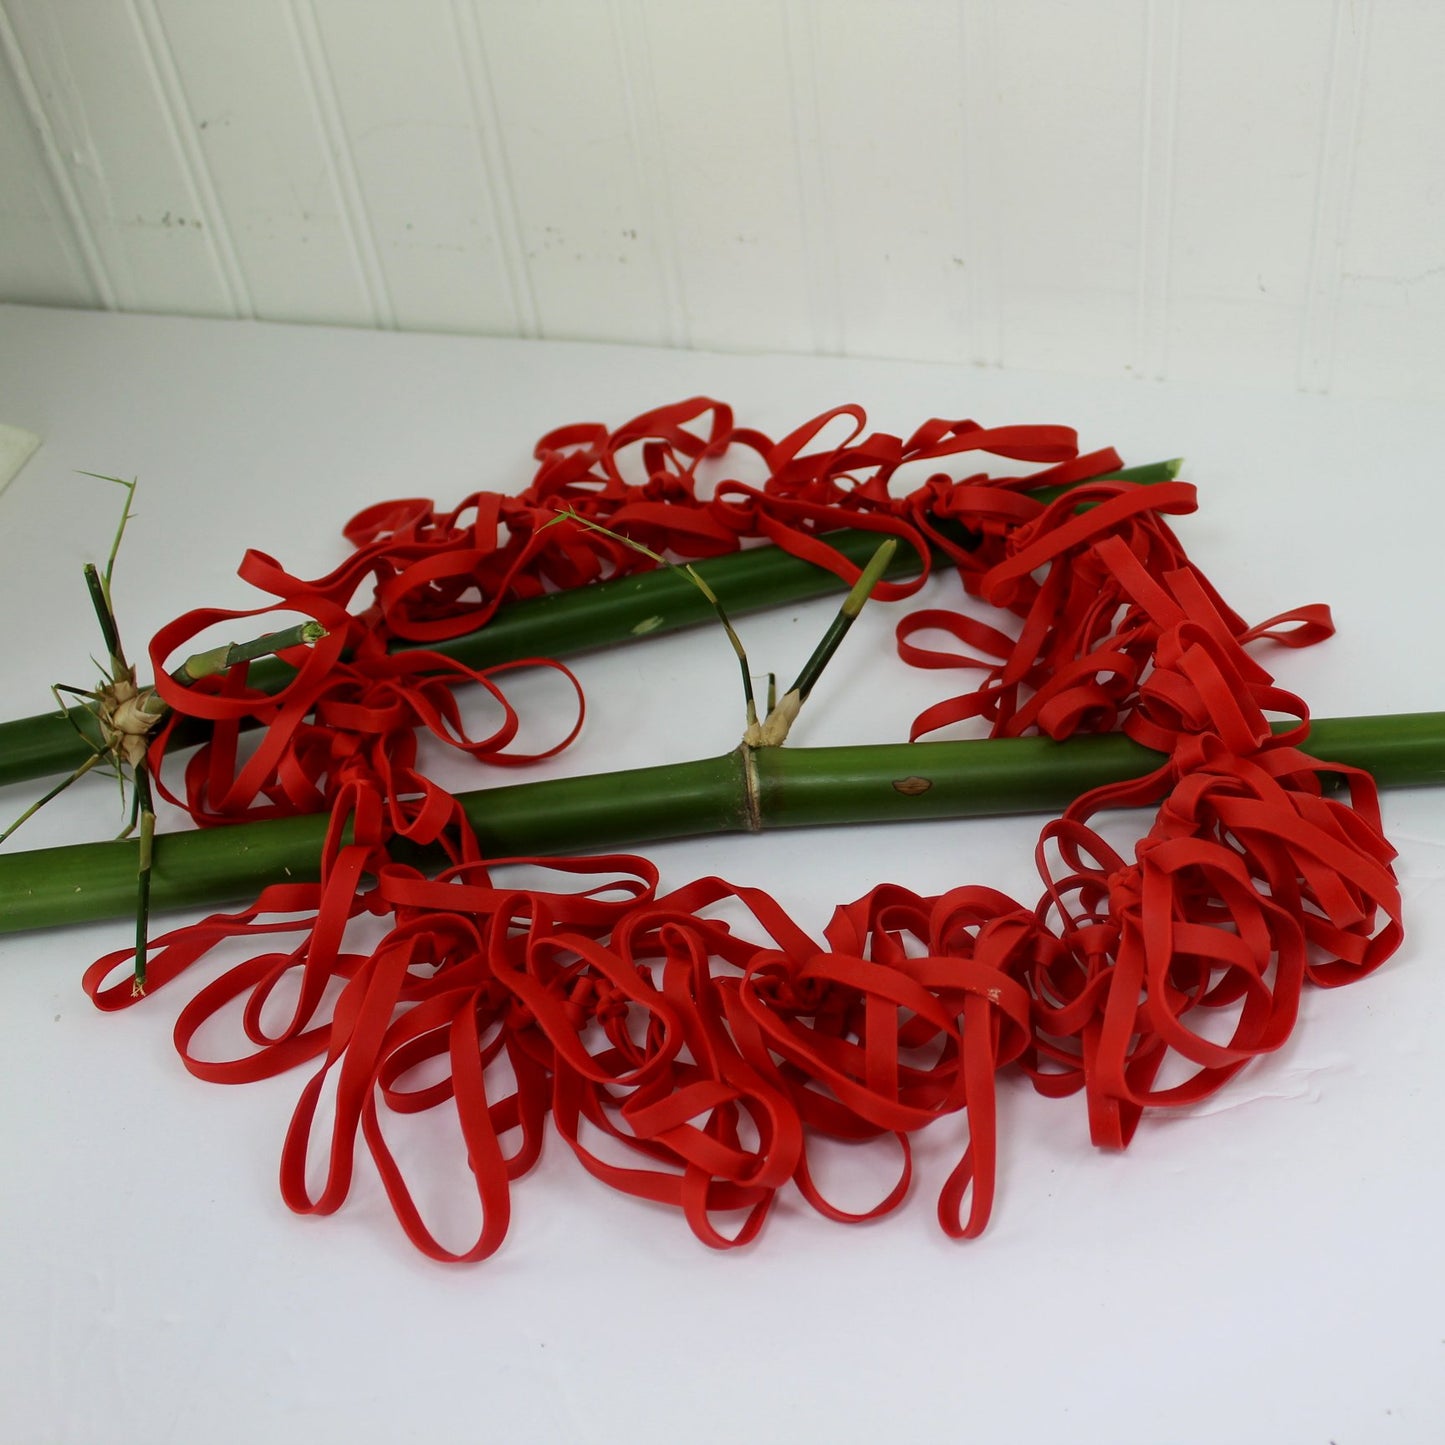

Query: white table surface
left=1, top=303, right=1442, bottom=1444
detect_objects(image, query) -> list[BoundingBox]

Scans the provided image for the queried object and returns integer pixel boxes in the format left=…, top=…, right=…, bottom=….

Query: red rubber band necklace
left=78, top=398, right=1400, bottom=1263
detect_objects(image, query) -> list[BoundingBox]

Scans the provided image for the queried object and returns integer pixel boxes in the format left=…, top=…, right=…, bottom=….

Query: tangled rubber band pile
left=83, top=399, right=1401, bottom=1262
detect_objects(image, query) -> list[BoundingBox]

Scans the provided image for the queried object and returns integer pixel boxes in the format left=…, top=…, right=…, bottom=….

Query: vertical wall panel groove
left=5, top=0, right=238, bottom=315
left=810, top=0, right=969, bottom=365
left=307, top=0, right=516, bottom=335
left=1135, top=0, right=1180, bottom=381
left=1165, top=3, right=1334, bottom=391
left=639, top=0, right=813, bottom=353
left=1299, top=0, right=1371, bottom=394
left=129, top=0, right=252, bottom=319
left=450, top=0, right=537, bottom=338
left=782, top=0, right=842, bottom=357
left=286, top=0, right=394, bottom=328
left=1332, top=1, right=1445, bottom=400
left=988, top=2, right=1146, bottom=376
left=153, top=0, right=376, bottom=326
left=610, top=0, right=688, bottom=349
left=0, top=23, right=97, bottom=307
left=0, top=1, right=115, bottom=309
left=958, top=0, right=1001, bottom=367
left=479, top=1, right=673, bottom=346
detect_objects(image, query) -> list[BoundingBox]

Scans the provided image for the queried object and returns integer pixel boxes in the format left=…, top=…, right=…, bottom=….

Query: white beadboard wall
left=1, top=0, right=1442, bottom=400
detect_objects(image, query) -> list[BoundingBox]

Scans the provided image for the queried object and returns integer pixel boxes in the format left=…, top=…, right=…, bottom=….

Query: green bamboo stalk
left=166, top=619, right=329, bottom=689
left=83, top=564, right=127, bottom=680
left=1, top=711, right=1438, bottom=936
left=745, top=537, right=898, bottom=745
left=0, top=461, right=1181, bottom=789
left=788, top=539, right=899, bottom=705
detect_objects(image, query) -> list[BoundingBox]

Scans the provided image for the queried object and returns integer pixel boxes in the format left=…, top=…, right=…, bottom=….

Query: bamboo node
left=739, top=745, right=763, bottom=833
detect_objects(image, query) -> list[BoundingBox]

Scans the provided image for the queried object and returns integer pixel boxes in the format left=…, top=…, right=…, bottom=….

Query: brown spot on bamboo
left=892, top=776, right=932, bottom=797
